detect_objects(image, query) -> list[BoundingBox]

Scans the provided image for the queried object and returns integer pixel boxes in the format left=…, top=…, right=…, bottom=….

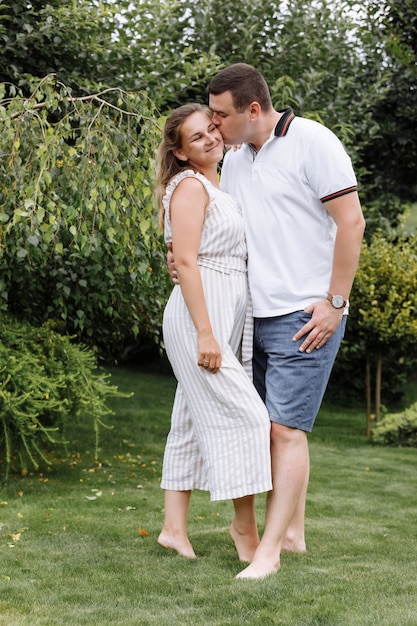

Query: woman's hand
left=197, top=334, right=222, bottom=373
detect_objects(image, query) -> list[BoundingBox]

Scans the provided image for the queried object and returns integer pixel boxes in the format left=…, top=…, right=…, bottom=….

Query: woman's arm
left=170, top=177, right=221, bottom=373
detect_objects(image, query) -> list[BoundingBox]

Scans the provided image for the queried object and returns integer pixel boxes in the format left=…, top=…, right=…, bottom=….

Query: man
left=207, top=64, right=365, bottom=579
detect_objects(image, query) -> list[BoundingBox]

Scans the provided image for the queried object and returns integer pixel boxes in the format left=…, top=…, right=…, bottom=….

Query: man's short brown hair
left=208, top=63, right=273, bottom=113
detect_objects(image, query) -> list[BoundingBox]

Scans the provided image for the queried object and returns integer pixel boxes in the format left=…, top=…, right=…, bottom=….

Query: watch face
left=332, top=295, right=345, bottom=308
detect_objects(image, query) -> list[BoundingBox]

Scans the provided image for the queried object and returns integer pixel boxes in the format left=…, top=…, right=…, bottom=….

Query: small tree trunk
left=375, top=351, right=382, bottom=422
left=366, top=356, right=372, bottom=437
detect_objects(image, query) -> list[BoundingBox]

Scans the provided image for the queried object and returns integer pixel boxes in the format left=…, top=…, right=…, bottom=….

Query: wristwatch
left=327, top=293, right=347, bottom=309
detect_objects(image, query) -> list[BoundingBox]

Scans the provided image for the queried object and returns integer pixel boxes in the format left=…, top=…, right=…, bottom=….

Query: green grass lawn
left=0, top=366, right=416, bottom=626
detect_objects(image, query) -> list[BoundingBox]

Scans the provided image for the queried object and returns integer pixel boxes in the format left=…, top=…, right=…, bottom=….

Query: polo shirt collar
left=247, top=108, right=295, bottom=157
left=274, top=108, right=295, bottom=137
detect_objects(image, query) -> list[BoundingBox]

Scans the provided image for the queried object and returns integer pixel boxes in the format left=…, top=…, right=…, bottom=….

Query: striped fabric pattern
left=161, top=171, right=272, bottom=501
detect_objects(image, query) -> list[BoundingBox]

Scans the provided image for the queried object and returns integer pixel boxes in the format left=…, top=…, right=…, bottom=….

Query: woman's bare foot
left=229, top=519, right=259, bottom=562
left=235, top=558, right=280, bottom=580
left=157, top=530, right=196, bottom=558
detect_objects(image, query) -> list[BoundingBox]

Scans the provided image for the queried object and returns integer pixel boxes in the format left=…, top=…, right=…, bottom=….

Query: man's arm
left=166, top=242, right=179, bottom=284
left=293, top=191, right=365, bottom=353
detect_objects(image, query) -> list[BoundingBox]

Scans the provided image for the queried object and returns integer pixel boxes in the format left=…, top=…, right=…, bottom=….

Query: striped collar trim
left=274, top=108, right=295, bottom=137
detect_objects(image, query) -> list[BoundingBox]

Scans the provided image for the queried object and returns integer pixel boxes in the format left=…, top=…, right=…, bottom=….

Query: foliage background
left=1, top=0, right=416, bottom=404
left=0, top=76, right=170, bottom=359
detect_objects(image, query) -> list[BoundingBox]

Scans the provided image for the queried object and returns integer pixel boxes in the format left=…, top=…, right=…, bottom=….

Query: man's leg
left=236, top=423, right=309, bottom=579
left=240, top=313, right=347, bottom=579
left=282, top=449, right=309, bottom=553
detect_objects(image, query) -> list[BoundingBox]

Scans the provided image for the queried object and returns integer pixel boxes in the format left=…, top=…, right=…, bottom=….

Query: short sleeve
left=304, top=125, right=357, bottom=202
left=163, top=170, right=214, bottom=223
left=162, top=170, right=215, bottom=245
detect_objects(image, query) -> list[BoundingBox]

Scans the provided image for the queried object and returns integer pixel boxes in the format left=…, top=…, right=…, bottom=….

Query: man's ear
left=173, top=148, right=187, bottom=162
left=248, top=101, right=261, bottom=121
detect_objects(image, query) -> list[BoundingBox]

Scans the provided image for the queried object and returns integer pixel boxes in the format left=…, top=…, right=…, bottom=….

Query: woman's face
left=174, top=111, right=224, bottom=169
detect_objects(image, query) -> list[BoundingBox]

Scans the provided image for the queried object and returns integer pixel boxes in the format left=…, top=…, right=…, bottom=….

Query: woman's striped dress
left=161, top=170, right=272, bottom=502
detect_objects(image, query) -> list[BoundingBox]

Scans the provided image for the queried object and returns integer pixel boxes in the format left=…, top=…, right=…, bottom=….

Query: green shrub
left=372, top=402, right=417, bottom=447
left=0, top=314, right=128, bottom=479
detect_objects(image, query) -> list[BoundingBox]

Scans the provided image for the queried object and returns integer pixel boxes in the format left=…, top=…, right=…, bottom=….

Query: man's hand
left=292, top=300, right=344, bottom=353
left=167, top=242, right=180, bottom=284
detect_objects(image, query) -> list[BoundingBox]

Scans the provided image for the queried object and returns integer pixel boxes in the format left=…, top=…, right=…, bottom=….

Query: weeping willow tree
left=0, top=75, right=170, bottom=360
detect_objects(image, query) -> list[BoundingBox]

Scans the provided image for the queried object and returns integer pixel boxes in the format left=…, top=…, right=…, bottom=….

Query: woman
left=155, top=103, right=271, bottom=566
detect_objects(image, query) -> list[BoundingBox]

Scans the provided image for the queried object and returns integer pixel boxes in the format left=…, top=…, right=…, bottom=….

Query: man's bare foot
left=235, top=558, right=280, bottom=580
left=229, top=519, right=259, bottom=562
left=157, top=530, right=196, bottom=558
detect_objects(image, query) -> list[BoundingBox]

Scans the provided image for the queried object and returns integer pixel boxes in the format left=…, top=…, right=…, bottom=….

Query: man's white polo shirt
left=220, top=109, right=357, bottom=317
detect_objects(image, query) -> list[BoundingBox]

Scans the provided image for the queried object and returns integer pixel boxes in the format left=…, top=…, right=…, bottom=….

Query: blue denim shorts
left=253, top=311, right=346, bottom=432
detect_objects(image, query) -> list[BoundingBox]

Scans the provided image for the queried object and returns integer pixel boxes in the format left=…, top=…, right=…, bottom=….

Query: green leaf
left=16, top=249, right=28, bottom=258
left=27, top=235, right=40, bottom=246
